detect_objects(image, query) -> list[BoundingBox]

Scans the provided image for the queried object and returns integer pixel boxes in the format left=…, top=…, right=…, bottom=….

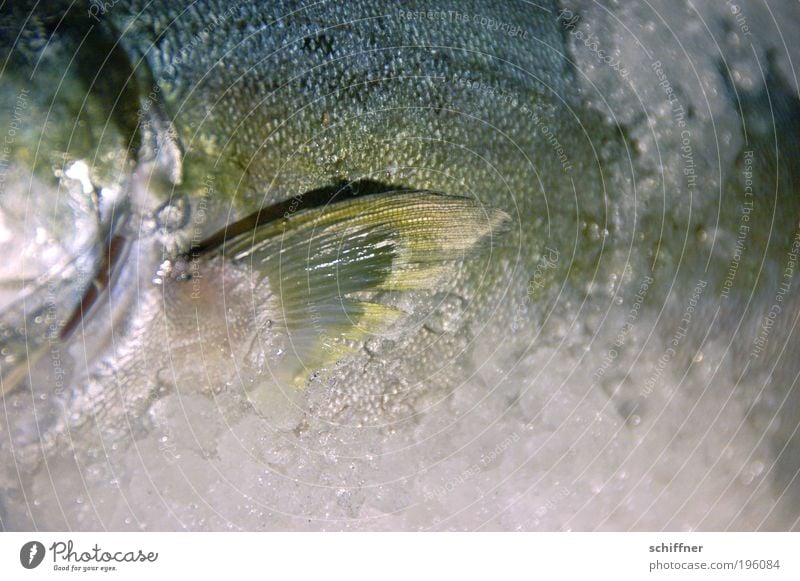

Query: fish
left=0, top=1, right=513, bottom=397
left=1, top=0, right=799, bottom=530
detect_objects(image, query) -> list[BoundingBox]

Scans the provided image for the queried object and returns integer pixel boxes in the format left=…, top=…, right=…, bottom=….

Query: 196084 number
left=740, top=560, right=780, bottom=569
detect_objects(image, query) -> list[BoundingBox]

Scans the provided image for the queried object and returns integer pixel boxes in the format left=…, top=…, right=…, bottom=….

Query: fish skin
left=98, top=0, right=626, bottom=418
left=109, top=0, right=585, bottom=238
left=0, top=0, right=799, bottom=530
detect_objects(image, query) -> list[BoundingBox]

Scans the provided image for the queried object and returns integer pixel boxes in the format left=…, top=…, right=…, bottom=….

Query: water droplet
left=155, top=195, right=189, bottom=232
left=64, top=160, right=94, bottom=194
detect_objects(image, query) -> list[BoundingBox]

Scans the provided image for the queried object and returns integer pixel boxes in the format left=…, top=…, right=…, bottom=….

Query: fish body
left=0, top=0, right=799, bottom=530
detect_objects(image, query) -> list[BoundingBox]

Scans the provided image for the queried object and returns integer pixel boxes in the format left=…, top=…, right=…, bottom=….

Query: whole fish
left=0, top=0, right=799, bottom=530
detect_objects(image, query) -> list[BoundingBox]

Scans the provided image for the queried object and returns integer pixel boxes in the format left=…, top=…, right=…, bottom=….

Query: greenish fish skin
left=3, top=0, right=595, bottom=396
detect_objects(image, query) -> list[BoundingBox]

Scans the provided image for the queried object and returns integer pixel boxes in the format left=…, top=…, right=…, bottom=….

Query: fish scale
left=98, top=0, right=629, bottom=414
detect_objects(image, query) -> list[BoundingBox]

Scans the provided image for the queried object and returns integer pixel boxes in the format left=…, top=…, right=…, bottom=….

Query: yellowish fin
left=222, top=191, right=510, bottom=387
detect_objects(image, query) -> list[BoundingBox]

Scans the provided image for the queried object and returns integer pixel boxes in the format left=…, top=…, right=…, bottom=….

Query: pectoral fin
left=217, top=191, right=509, bottom=387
